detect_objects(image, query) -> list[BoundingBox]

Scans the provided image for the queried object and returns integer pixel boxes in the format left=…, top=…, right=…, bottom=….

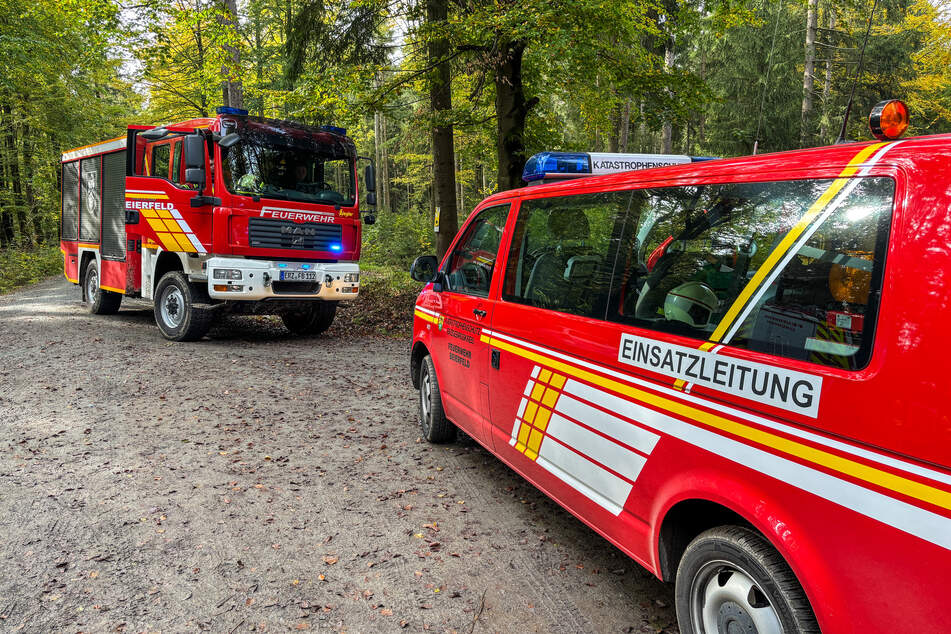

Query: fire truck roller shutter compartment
left=79, top=157, right=101, bottom=243
left=61, top=161, right=80, bottom=241
left=101, top=151, right=127, bottom=260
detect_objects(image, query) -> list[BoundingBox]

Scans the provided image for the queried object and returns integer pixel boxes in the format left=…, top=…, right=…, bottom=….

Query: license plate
left=280, top=270, right=317, bottom=281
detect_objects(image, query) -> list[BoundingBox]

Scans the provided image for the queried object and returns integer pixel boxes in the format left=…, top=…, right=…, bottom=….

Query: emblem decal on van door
left=618, top=334, right=823, bottom=418
left=510, top=365, right=660, bottom=516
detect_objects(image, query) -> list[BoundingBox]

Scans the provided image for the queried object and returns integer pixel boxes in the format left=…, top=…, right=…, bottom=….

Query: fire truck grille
left=248, top=217, right=343, bottom=252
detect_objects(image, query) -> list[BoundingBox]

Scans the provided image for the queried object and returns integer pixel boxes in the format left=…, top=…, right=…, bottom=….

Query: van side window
left=609, top=177, right=894, bottom=370
left=444, top=205, right=510, bottom=296
left=502, top=192, right=631, bottom=318
left=729, top=177, right=894, bottom=369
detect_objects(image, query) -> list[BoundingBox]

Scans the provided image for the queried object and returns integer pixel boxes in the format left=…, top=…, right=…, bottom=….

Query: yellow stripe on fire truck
left=126, top=190, right=207, bottom=254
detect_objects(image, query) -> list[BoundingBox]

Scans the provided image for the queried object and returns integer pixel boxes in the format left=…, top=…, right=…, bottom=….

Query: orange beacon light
left=869, top=99, right=910, bottom=141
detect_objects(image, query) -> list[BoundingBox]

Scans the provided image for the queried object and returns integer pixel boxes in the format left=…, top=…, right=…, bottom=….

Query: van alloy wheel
left=688, top=560, right=782, bottom=634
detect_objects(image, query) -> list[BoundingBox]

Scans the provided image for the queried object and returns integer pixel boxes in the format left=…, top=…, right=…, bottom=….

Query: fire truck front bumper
left=204, top=257, right=360, bottom=301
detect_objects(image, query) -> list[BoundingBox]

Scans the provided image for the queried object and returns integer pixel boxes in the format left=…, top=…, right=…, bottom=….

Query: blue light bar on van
left=319, top=125, right=347, bottom=136
left=522, top=151, right=718, bottom=183
left=216, top=106, right=249, bottom=116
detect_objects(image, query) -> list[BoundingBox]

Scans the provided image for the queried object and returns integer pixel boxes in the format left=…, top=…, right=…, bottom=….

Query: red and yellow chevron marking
left=512, top=368, right=567, bottom=460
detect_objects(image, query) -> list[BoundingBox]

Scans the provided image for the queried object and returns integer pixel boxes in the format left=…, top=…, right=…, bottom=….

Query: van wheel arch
left=410, top=342, right=430, bottom=389
left=657, top=498, right=752, bottom=582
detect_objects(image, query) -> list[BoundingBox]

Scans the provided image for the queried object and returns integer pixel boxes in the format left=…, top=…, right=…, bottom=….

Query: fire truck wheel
left=280, top=302, right=337, bottom=335
left=154, top=271, right=212, bottom=342
left=675, top=525, right=819, bottom=634
left=84, top=259, right=121, bottom=315
left=418, top=354, right=456, bottom=443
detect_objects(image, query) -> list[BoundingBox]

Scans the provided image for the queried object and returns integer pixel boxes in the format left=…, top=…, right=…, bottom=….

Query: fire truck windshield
left=220, top=117, right=356, bottom=206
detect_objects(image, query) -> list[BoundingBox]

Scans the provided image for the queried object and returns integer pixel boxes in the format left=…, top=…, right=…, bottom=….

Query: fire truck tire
left=154, top=271, right=213, bottom=342
left=84, top=259, right=121, bottom=315
left=280, top=302, right=337, bottom=335
left=418, top=355, right=456, bottom=443
left=675, top=525, right=819, bottom=634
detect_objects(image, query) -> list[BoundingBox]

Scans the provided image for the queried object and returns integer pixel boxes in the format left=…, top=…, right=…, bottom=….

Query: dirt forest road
left=0, top=277, right=677, bottom=633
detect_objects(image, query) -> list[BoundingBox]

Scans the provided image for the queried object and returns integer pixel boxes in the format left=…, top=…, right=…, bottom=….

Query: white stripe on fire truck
left=482, top=328, right=951, bottom=549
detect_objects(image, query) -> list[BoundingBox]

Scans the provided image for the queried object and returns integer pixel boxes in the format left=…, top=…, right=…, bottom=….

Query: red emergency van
left=409, top=103, right=950, bottom=633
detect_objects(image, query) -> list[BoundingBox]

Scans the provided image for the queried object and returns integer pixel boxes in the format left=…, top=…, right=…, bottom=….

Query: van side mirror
left=410, top=255, right=439, bottom=283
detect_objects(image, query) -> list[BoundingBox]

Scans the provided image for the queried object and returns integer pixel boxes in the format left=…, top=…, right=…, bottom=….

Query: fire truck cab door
left=433, top=204, right=510, bottom=443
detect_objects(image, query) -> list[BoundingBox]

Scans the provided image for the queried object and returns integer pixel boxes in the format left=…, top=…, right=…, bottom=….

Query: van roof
left=485, top=133, right=951, bottom=204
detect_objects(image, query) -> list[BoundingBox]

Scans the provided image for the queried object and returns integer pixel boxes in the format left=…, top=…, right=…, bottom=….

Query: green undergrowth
left=332, top=263, right=423, bottom=337
left=0, top=244, right=63, bottom=294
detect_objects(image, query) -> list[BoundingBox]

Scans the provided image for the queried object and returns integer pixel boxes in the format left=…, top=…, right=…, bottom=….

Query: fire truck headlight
left=213, top=268, right=243, bottom=280
left=344, top=273, right=359, bottom=283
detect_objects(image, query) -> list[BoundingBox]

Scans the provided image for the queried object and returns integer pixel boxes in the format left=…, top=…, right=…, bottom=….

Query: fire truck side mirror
left=366, top=192, right=377, bottom=206
left=184, top=133, right=206, bottom=187
left=219, top=133, right=241, bottom=148
left=184, top=134, right=205, bottom=170
left=364, top=163, right=376, bottom=194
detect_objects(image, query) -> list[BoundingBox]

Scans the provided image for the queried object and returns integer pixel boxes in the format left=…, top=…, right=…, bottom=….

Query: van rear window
left=502, top=177, right=895, bottom=371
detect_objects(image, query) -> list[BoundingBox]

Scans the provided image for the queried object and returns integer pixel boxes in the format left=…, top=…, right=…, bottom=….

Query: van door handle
left=473, top=309, right=487, bottom=318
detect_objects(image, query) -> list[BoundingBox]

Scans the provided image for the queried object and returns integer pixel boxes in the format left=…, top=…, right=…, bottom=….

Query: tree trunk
left=220, top=0, right=244, bottom=109
left=661, top=43, right=674, bottom=153
left=2, top=104, right=25, bottom=245
left=801, top=0, right=818, bottom=147
left=495, top=40, right=536, bottom=192
left=618, top=99, right=631, bottom=153
left=428, top=0, right=458, bottom=260
left=381, top=115, right=391, bottom=213
left=820, top=10, right=836, bottom=143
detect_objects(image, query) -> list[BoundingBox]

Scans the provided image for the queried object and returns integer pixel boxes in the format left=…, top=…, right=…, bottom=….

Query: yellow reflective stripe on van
left=709, top=141, right=888, bottom=344
left=484, top=331, right=951, bottom=514
left=414, top=308, right=438, bottom=324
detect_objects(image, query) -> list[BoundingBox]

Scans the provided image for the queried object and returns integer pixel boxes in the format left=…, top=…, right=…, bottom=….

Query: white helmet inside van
left=664, top=281, right=718, bottom=327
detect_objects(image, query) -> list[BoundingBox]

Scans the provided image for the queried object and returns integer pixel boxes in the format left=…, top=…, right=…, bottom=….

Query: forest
left=2, top=0, right=951, bottom=274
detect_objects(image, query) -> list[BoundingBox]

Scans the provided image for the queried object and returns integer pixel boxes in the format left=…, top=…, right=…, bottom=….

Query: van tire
left=154, top=271, right=212, bottom=342
left=281, top=302, right=337, bottom=335
left=675, top=525, right=819, bottom=634
left=85, top=259, right=121, bottom=315
left=418, top=355, right=455, bottom=443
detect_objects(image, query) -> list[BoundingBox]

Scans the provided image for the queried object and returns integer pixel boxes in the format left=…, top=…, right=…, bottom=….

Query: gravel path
left=0, top=277, right=677, bottom=633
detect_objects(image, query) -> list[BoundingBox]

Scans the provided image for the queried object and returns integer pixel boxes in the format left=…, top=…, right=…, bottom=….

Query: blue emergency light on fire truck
left=522, top=151, right=719, bottom=184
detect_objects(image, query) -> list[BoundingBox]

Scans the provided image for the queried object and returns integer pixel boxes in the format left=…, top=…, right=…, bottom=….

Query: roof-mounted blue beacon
left=522, top=151, right=718, bottom=185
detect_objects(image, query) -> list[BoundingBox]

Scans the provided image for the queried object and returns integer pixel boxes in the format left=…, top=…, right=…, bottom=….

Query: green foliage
left=0, top=245, right=63, bottom=293
left=362, top=207, right=435, bottom=267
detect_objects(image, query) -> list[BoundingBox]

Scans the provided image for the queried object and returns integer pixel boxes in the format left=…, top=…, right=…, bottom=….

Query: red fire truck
left=409, top=101, right=951, bottom=632
left=60, top=107, right=376, bottom=341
